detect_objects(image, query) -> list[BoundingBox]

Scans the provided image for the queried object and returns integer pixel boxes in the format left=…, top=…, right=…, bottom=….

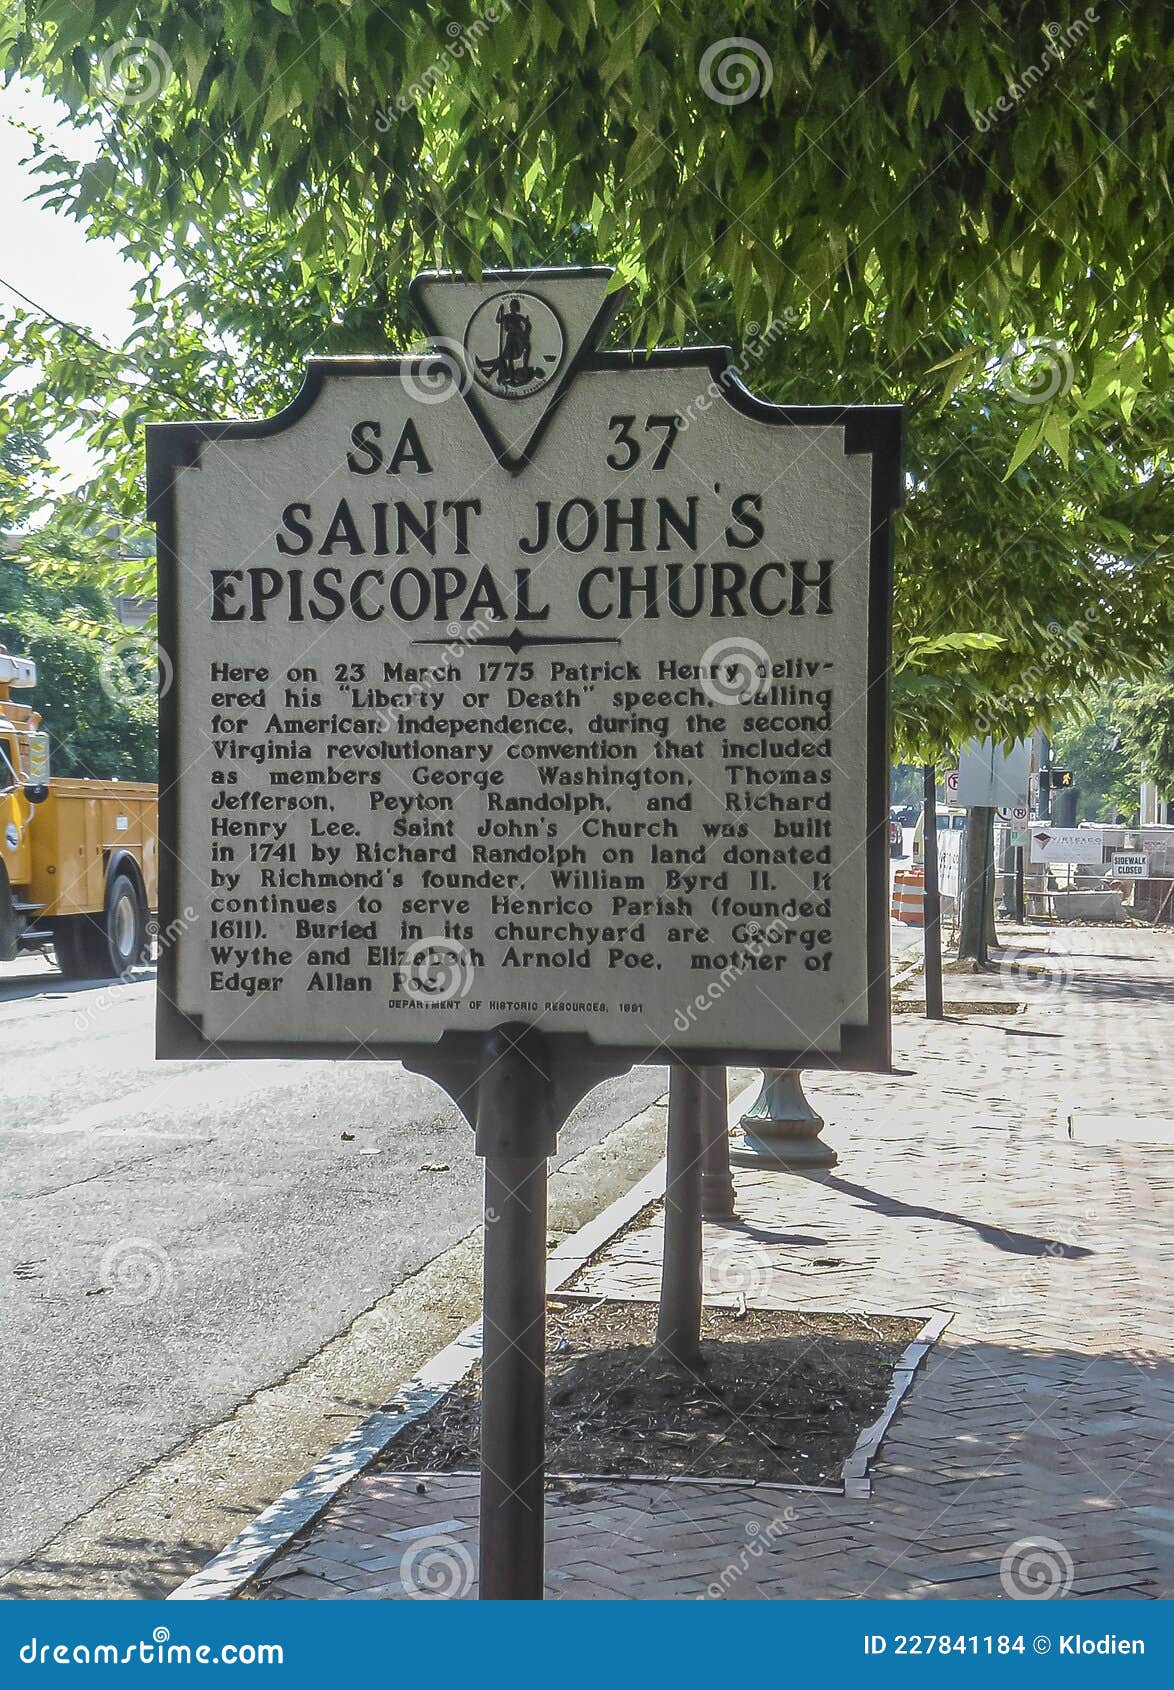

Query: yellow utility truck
left=0, top=647, right=158, bottom=978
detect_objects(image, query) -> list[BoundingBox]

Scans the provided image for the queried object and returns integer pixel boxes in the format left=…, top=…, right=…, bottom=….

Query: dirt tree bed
left=378, top=1300, right=924, bottom=1487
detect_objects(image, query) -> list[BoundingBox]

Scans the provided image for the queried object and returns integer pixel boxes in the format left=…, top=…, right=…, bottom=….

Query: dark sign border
left=147, top=345, right=900, bottom=1110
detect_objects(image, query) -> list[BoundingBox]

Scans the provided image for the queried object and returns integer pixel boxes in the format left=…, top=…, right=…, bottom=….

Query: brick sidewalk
left=245, top=926, right=1172, bottom=1600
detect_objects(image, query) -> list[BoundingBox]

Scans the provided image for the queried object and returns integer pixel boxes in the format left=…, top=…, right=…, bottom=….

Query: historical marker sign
left=148, top=268, right=899, bottom=1074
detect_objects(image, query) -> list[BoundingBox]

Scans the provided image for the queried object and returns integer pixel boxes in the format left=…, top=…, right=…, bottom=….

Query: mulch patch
left=892, top=998, right=1024, bottom=1014
left=378, top=1300, right=923, bottom=1487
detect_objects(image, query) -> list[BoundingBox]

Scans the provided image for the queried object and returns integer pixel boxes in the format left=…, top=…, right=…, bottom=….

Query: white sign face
left=956, top=738, right=1030, bottom=809
left=149, top=269, right=897, bottom=1068
left=1111, top=852, right=1150, bottom=879
left=1029, top=827, right=1104, bottom=865
left=944, top=770, right=960, bottom=802
left=996, top=805, right=1028, bottom=824
left=936, top=829, right=961, bottom=897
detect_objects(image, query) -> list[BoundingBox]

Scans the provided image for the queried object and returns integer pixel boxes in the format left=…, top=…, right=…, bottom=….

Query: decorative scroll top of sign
left=409, top=267, right=619, bottom=469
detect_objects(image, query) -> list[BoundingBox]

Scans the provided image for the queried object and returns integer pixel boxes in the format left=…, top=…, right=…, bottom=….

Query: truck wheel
left=54, top=877, right=147, bottom=980
left=96, top=874, right=148, bottom=979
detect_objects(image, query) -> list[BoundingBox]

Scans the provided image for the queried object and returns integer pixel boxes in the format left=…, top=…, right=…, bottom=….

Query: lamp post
left=729, top=1068, right=837, bottom=1169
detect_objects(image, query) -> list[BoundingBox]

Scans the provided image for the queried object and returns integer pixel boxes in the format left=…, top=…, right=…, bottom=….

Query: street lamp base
left=729, top=1129, right=838, bottom=1169
left=729, top=1068, right=839, bottom=1170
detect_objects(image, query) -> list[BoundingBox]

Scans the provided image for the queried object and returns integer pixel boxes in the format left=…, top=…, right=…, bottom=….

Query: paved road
left=1, top=866, right=924, bottom=1577
left=0, top=960, right=671, bottom=1573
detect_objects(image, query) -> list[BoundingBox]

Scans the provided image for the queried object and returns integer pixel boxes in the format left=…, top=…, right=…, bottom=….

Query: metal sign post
left=147, top=265, right=899, bottom=1600
left=473, top=1026, right=555, bottom=1601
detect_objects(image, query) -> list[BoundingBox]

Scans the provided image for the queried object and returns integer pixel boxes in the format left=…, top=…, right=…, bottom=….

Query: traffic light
left=1050, top=768, right=1075, bottom=789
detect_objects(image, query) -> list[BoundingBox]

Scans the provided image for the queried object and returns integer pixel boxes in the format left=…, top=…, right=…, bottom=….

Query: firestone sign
left=148, top=268, right=899, bottom=1072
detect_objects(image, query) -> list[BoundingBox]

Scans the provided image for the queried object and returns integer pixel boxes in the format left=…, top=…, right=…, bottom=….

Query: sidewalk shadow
left=814, top=1173, right=1093, bottom=1260
left=0, top=1532, right=210, bottom=1600
left=0, top=966, right=156, bottom=1005
left=706, top=1217, right=830, bottom=1249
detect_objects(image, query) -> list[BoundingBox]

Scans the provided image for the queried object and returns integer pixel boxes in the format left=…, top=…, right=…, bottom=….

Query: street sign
left=955, top=738, right=1030, bottom=809
left=148, top=268, right=900, bottom=1076
left=944, top=769, right=960, bottom=803
left=1029, top=827, right=1105, bottom=865
left=1111, top=852, right=1150, bottom=879
left=996, top=807, right=1029, bottom=850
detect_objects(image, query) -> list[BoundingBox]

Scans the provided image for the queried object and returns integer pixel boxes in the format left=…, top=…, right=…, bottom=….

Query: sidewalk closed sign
left=147, top=268, right=899, bottom=1073
left=1111, top=852, right=1150, bottom=878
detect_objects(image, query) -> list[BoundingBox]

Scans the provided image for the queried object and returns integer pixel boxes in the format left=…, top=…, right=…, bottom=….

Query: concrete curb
left=169, top=1149, right=670, bottom=1599
left=841, top=1308, right=952, bottom=1498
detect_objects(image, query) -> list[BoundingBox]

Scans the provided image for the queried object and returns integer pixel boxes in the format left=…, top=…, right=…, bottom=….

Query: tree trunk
left=657, top=1067, right=704, bottom=1369
left=957, top=805, right=996, bottom=963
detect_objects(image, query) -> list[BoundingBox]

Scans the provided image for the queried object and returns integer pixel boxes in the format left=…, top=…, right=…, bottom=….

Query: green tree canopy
left=1052, top=660, right=1174, bottom=821
left=3, top=1, right=1171, bottom=761
left=9, top=1, right=1170, bottom=373
left=1, top=428, right=158, bottom=780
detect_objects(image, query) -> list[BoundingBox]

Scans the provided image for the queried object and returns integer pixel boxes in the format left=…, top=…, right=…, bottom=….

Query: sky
left=0, top=76, right=141, bottom=482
